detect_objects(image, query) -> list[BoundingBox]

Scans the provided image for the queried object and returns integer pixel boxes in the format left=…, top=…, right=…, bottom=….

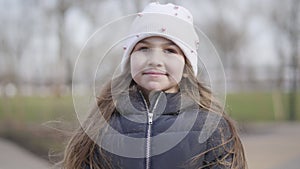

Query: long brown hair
left=61, top=59, right=247, bottom=169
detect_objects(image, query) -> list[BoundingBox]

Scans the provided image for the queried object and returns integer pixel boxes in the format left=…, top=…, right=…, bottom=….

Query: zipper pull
left=148, top=113, right=153, bottom=124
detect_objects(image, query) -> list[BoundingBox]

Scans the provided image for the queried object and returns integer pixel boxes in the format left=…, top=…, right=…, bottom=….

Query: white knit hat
left=121, top=2, right=199, bottom=75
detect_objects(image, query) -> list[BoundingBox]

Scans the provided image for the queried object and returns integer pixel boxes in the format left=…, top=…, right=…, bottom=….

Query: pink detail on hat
left=174, top=6, right=179, bottom=10
left=138, top=13, right=143, bottom=17
left=195, top=41, right=200, bottom=49
left=161, top=28, right=166, bottom=32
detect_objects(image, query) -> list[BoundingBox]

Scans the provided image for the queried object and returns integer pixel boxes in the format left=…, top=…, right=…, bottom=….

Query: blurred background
left=0, top=0, right=299, bottom=169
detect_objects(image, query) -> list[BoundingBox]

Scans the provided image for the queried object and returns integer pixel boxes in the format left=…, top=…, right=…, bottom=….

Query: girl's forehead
left=137, top=36, right=176, bottom=45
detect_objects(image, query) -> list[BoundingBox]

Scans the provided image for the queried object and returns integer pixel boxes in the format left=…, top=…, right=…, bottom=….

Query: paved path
left=241, top=122, right=300, bottom=169
left=0, top=122, right=299, bottom=169
left=0, top=138, right=50, bottom=169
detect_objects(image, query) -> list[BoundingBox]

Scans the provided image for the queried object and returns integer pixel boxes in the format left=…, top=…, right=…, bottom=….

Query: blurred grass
left=0, top=92, right=299, bottom=161
left=1, top=92, right=298, bottom=124
left=227, top=92, right=300, bottom=121
left=0, top=95, right=75, bottom=123
left=0, top=95, right=77, bottom=161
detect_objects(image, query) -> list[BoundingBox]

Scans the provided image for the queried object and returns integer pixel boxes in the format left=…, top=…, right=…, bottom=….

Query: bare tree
left=287, top=0, right=299, bottom=120
left=57, top=0, right=73, bottom=87
left=269, top=0, right=299, bottom=120
left=204, top=4, right=249, bottom=92
left=0, top=0, right=34, bottom=91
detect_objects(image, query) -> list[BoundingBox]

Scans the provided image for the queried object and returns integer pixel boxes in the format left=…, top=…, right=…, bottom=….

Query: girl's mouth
left=143, top=70, right=168, bottom=76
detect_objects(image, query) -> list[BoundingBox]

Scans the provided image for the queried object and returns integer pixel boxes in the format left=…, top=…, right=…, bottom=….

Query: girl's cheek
left=130, top=53, right=147, bottom=77
left=131, top=52, right=147, bottom=64
left=166, top=60, right=185, bottom=82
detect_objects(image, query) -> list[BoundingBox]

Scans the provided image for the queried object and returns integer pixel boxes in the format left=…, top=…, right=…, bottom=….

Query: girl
left=62, top=2, right=247, bottom=169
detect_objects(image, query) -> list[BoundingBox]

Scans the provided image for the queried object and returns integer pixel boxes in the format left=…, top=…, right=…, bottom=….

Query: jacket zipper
left=140, top=91, right=162, bottom=169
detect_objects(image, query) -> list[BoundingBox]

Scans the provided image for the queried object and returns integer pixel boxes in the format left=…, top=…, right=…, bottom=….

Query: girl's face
left=130, top=37, right=185, bottom=94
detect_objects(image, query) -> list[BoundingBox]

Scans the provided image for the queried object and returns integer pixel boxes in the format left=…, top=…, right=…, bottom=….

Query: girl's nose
left=146, top=49, right=163, bottom=67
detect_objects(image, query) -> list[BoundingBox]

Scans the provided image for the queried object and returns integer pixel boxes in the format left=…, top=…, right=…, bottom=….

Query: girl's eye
left=137, top=46, right=149, bottom=52
left=164, top=48, right=178, bottom=54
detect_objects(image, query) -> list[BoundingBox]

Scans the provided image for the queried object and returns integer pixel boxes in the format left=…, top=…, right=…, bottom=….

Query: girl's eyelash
left=165, top=48, right=179, bottom=54
left=139, top=46, right=148, bottom=49
left=133, top=45, right=148, bottom=52
left=137, top=46, right=149, bottom=51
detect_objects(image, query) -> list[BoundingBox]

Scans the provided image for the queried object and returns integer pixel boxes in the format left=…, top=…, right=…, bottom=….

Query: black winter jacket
left=88, top=89, right=233, bottom=169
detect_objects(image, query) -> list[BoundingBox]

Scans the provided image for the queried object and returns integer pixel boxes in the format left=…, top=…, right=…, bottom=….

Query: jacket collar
left=133, top=86, right=181, bottom=115
left=116, top=85, right=182, bottom=116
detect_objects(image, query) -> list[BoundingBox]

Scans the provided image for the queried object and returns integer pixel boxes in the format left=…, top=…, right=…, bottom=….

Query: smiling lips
left=143, top=70, right=167, bottom=77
